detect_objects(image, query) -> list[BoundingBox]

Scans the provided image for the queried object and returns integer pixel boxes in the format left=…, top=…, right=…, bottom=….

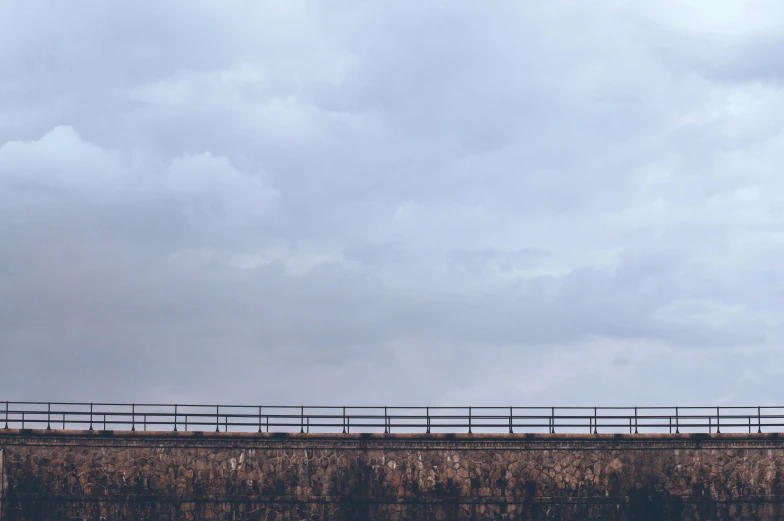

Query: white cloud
left=0, top=126, right=278, bottom=224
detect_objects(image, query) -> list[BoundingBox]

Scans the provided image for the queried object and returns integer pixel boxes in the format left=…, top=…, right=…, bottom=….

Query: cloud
left=1, top=0, right=784, bottom=411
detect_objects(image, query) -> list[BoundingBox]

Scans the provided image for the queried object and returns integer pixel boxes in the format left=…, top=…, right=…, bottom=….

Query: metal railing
left=1, top=403, right=782, bottom=434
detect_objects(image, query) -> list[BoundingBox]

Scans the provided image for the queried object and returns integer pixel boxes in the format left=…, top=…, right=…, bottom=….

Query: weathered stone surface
left=2, top=430, right=784, bottom=520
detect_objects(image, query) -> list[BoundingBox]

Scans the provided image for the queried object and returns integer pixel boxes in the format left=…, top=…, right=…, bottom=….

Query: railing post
left=225, top=415, right=228, bottom=432
left=89, top=403, right=93, bottom=431
left=708, top=416, right=711, bottom=434
left=468, top=406, right=472, bottom=434
left=144, top=414, right=147, bottom=431
left=347, top=416, right=350, bottom=434
left=669, top=416, right=672, bottom=434
left=47, top=402, right=51, bottom=430
left=634, top=407, right=638, bottom=434
left=258, top=406, right=262, bottom=433
left=426, top=406, right=430, bottom=434
left=131, top=404, right=135, bottom=432
left=174, top=404, right=178, bottom=432
left=552, top=407, right=555, bottom=434
left=758, top=406, right=762, bottom=433
left=509, top=407, right=513, bottom=434
left=185, top=415, right=188, bottom=432
left=593, top=407, right=597, bottom=434
left=716, top=406, right=720, bottom=434
left=266, top=415, right=269, bottom=433
left=21, top=410, right=24, bottom=429
left=103, top=414, right=106, bottom=431
left=4, top=401, right=8, bottom=429
left=216, top=406, right=220, bottom=433
left=384, top=406, right=388, bottom=434
left=342, top=407, right=346, bottom=434
left=300, top=406, right=304, bottom=434
left=675, top=407, right=679, bottom=434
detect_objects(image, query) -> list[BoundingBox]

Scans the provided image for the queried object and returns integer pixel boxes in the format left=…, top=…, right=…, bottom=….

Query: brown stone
left=2, top=430, right=784, bottom=520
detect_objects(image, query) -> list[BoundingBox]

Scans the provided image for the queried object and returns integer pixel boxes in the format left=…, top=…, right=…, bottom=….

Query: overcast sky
left=2, top=0, right=784, bottom=409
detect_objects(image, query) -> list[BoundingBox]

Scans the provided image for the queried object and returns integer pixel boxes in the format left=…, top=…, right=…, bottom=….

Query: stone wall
left=2, top=430, right=784, bottom=520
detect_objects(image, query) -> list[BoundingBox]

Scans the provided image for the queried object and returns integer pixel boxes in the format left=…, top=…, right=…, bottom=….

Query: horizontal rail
left=0, top=403, right=781, bottom=434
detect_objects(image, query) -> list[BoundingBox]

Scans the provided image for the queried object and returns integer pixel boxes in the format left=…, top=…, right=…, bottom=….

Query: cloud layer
left=2, top=1, right=784, bottom=407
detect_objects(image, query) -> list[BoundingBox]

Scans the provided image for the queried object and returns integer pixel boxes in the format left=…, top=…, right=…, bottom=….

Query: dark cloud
left=2, top=1, right=784, bottom=409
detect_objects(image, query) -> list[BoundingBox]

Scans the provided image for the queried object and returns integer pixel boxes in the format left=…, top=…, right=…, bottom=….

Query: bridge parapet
left=2, top=428, right=784, bottom=520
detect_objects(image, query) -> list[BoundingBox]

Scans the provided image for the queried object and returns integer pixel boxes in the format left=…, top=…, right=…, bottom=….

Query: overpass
left=2, top=402, right=784, bottom=520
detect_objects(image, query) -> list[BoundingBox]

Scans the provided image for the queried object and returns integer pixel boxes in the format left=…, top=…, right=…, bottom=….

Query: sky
left=2, top=0, right=784, bottom=408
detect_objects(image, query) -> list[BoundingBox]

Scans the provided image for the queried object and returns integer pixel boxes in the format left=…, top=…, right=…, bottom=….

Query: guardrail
left=1, top=403, right=781, bottom=434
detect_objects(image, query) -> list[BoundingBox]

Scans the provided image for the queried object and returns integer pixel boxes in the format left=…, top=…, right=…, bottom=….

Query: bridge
left=3, top=402, right=784, bottom=520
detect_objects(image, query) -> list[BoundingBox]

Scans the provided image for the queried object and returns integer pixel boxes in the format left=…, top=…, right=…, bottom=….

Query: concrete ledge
left=0, top=427, right=779, bottom=441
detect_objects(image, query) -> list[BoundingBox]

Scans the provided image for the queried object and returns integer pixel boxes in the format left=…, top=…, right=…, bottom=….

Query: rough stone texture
left=2, top=430, right=784, bottom=520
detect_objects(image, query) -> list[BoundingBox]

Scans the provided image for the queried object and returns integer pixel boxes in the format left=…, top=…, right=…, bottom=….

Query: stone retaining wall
left=2, top=430, right=784, bottom=520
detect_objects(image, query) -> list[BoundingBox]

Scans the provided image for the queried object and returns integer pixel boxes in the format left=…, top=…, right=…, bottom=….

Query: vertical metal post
left=266, top=415, right=269, bottom=433
left=63, top=412, right=65, bottom=430
left=216, top=406, right=220, bottom=433
left=716, top=406, right=720, bottom=434
left=708, top=416, right=711, bottom=434
left=185, top=415, right=188, bottom=432
left=258, top=406, right=262, bottom=433
left=47, top=402, right=51, bottom=430
left=384, top=407, right=388, bottom=434
left=131, top=404, right=135, bottom=432
left=144, top=414, right=147, bottom=431
left=593, top=407, right=597, bottom=434
left=89, top=403, right=93, bottom=431
left=174, top=404, right=178, bottom=432
left=103, top=414, right=106, bottom=431
left=307, top=416, right=310, bottom=434
left=749, top=415, right=751, bottom=434
left=552, top=407, right=555, bottom=434
left=669, top=416, right=672, bottom=434
left=300, top=406, right=304, bottom=434
left=634, top=407, right=638, bottom=434
left=468, top=406, right=472, bottom=434
left=347, top=416, right=350, bottom=434
left=759, top=406, right=762, bottom=433
left=4, top=401, right=8, bottom=429
left=342, top=407, right=346, bottom=434
left=426, top=407, right=430, bottom=434
left=509, top=407, right=513, bottom=434
left=675, top=407, right=679, bottom=434
left=21, top=411, right=24, bottom=429
left=225, top=415, right=227, bottom=432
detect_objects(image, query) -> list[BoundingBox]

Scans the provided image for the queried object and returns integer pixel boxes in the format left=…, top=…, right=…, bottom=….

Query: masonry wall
left=2, top=430, right=784, bottom=520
